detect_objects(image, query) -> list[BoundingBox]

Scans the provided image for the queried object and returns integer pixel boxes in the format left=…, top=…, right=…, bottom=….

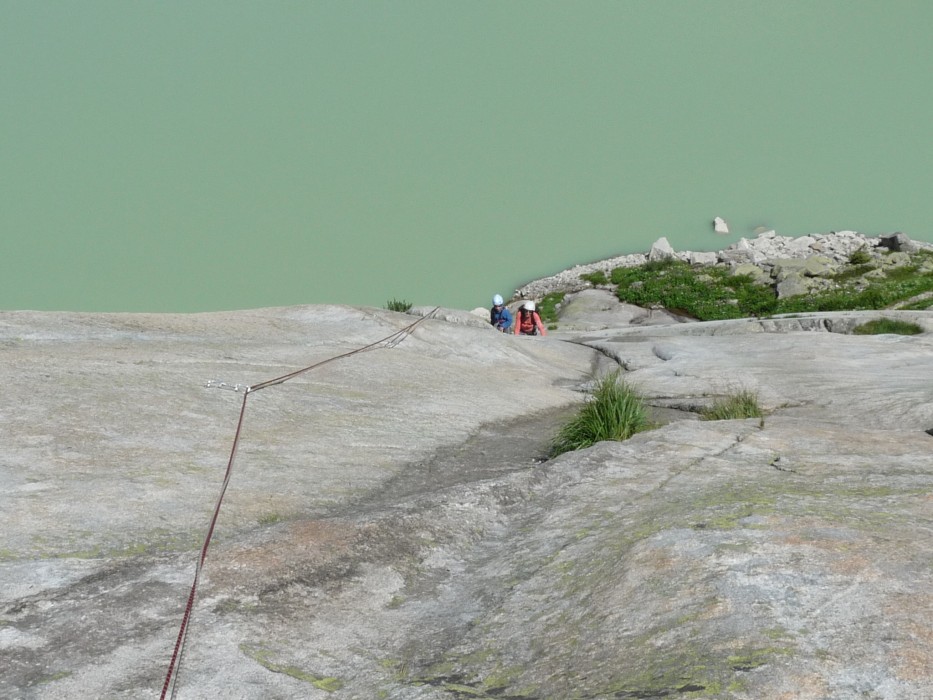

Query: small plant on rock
left=848, top=247, right=872, bottom=265
left=852, top=318, right=923, bottom=335
left=385, top=298, right=413, bottom=313
left=701, top=390, right=763, bottom=421
left=550, top=371, right=652, bottom=456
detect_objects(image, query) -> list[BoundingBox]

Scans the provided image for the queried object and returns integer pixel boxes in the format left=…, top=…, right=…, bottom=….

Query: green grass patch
left=831, top=263, right=876, bottom=282
left=257, top=512, right=282, bottom=526
left=851, top=318, right=924, bottom=335
left=848, top=247, right=872, bottom=265
left=611, top=260, right=777, bottom=320
left=385, top=298, right=413, bottom=312
left=602, top=250, right=933, bottom=321
left=240, top=643, right=343, bottom=691
left=551, top=371, right=653, bottom=456
left=536, top=291, right=566, bottom=324
left=580, top=270, right=609, bottom=285
left=885, top=264, right=920, bottom=281
left=899, top=297, right=933, bottom=310
left=701, top=391, right=763, bottom=421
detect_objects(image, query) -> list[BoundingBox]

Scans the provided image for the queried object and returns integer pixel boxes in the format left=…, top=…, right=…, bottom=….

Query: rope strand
left=159, top=309, right=437, bottom=698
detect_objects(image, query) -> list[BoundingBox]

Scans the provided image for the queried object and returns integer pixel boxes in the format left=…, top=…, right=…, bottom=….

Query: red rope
left=160, top=392, right=248, bottom=699
left=159, top=310, right=436, bottom=699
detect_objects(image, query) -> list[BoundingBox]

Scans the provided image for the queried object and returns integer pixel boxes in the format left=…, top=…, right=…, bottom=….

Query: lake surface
left=3, top=2, right=932, bottom=313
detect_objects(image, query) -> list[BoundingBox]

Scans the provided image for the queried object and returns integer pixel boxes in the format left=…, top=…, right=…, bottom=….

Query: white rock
left=689, top=251, right=719, bottom=265
left=648, top=237, right=675, bottom=261
left=713, top=217, right=730, bottom=234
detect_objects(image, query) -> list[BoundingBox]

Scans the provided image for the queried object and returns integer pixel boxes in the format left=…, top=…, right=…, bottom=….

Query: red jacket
left=514, top=309, right=546, bottom=336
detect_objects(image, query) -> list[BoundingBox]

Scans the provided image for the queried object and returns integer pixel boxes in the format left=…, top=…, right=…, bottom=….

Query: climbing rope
left=160, top=309, right=437, bottom=699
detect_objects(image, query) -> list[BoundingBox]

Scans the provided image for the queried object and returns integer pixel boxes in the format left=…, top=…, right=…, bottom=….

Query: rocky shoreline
left=514, top=230, right=933, bottom=301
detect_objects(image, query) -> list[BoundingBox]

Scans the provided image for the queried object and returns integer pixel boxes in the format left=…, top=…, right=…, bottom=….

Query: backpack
left=517, top=308, right=539, bottom=335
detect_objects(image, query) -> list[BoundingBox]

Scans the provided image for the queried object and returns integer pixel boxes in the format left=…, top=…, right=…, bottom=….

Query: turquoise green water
left=3, top=1, right=933, bottom=313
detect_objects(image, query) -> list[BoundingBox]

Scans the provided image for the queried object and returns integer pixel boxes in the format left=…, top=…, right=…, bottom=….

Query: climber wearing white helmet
left=489, top=294, right=512, bottom=333
left=514, top=300, right=546, bottom=336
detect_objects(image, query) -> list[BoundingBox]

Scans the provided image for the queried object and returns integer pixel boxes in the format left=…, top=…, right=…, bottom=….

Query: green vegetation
left=611, top=259, right=777, bottom=320
left=848, top=246, right=872, bottom=265
left=35, top=671, right=73, bottom=685
left=899, top=296, right=933, bottom=311
left=605, top=253, right=933, bottom=321
left=240, top=643, right=343, bottom=691
left=536, top=291, right=565, bottom=326
left=701, top=390, right=763, bottom=421
left=831, top=263, right=876, bottom=282
left=257, top=512, right=282, bottom=526
left=580, top=270, right=609, bottom=285
left=852, top=318, right=924, bottom=335
left=385, top=298, right=413, bottom=313
left=550, top=372, right=652, bottom=456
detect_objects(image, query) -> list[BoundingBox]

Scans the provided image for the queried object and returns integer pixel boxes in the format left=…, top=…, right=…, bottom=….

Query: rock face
left=2, top=305, right=933, bottom=699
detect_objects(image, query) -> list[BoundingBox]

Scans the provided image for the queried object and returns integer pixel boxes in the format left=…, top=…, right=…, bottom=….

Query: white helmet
left=523, top=301, right=536, bottom=311
left=493, top=294, right=504, bottom=306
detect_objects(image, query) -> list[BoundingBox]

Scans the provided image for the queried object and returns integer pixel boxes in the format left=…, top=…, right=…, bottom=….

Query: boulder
left=718, top=252, right=752, bottom=268
left=712, top=216, right=729, bottom=234
left=881, top=251, right=913, bottom=269
left=878, top=232, right=918, bottom=253
left=771, top=255, right=835, bottom=281
left=775, top=272, right=813, bottom=298
left=732, top=262, right=771, bottom=283
left=470, top=306, right=490, bottom=320
left=688, top=250, right=719, bottom=266
left=648, top=236, right=675, bottom=261
left=552, top=289, right=646, bottom=330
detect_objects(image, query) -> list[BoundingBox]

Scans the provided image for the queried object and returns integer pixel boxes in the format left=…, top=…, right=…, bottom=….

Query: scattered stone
left=878, top=232, right=918, bottom=253
left=648, top=236, right=675, bottom=261
left=688, top=251, right=718, bottom=265
left=775, top=273, right=814, bottom=299
left=732, top=262, right=770, bottom=283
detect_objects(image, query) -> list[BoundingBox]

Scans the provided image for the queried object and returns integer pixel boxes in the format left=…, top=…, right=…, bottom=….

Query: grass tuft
left=550, top=372, right=652, bottom=456
left=385, top=298, right=413, bottom=313
left=848, top=247, right=872, bottom=265
left=852, top=318, right=923, bottom=335
left=258, top=512, right=282, bottom=526
left=701, top=391, right=763, bottom=421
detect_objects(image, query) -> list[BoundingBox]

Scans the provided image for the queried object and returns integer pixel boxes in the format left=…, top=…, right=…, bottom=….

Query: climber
left=490, top=294, right=513, bottom=333
left=514, top=300, right=546, bottom=336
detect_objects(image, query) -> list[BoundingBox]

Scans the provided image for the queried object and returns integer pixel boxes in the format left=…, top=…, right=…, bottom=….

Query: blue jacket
left=490, top=305, right=513, bottom=331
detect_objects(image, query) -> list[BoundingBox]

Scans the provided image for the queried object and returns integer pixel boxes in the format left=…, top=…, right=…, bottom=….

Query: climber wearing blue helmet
left=490, top=294, right=513, bottom=333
